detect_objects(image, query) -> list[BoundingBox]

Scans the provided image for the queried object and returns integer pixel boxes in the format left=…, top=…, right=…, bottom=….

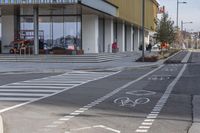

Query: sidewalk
left=0, top=51, right=162, bottom=73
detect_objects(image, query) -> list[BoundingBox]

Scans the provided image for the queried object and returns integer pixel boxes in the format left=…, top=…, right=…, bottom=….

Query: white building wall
left=134, top=27, right=140, bottom=51
left=126, top=25, right=133, bottom=51
left=82, top=15, right=99, bottom=53
left=104, top=19, right=113, bottom=53
left=131, top=26, right=134, bottom=51
left=145, top=31, right=150, bottom=45
left=117, top=22, right=125, bottom=52
left=1, top=15, right=16, bottom=53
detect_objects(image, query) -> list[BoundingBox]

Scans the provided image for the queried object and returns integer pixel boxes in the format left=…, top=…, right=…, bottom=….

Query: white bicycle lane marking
left=114, top=97, right=150, bottom=108
left=135, top=64, right=187, bottom=133
left=40, top=65, right=164, bottom=132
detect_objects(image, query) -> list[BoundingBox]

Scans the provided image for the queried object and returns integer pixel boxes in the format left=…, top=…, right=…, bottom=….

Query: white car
left=151, top=44, right=160, bottom=51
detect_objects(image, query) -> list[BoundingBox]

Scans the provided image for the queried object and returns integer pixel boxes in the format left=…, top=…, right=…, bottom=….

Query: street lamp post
left=176, top=0, right=187, bottom=29
left=142, top=0, right=145, bottom=62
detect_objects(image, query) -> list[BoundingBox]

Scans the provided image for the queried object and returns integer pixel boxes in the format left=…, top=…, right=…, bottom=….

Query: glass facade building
left=20, top=6, right=81, bottom=50
left=0, top=0, right=159, bottom=54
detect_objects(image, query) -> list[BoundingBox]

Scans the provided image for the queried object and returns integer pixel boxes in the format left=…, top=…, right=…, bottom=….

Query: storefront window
left=20, top=17, right=34, bottom=40
left=64, top=16, right=81, bottom=50
left=38, top=16, right=81, bottom=50
left=20, top=6, right=81, bottom=52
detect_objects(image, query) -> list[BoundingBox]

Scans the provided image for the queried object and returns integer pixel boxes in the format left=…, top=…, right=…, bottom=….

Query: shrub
left=136, top=55, right=159, bottom=62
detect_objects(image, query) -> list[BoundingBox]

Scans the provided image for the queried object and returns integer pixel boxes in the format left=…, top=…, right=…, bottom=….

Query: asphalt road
left=1, top=50, right=200, bottom=133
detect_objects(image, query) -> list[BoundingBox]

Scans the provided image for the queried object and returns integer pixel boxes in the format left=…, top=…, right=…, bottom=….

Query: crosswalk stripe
left=49, top=77, right=94, bottom=80
left=0, top=97, right=36, bottom=101
left=23, top=81, right=82, bottom=84
left=32, top=79, right=88, bottom=81
left=0, top=86, right=66, bottom=89
left=0, top=93, right=48, bottom=97
left=0, top=89, right=58, bottom=93
left=0, top=71, right=117, bottom=103
left=10, top=83, right=74, bottom=86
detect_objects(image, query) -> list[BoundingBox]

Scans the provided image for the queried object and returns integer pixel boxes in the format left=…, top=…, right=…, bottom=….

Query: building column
left=82, top=15, right=99, bottom=53
left=126, top=25, right=133, bottom=52
left=134, top=27, right=140, bottom=51
left=1, top=15, right=18, bottom=53
left=131, top=26, right=134, bottom=51
left=33, top=6, right=39, bottom=55
left=104, top=19, right=113, bottom=53
left=117, top=22, right=125, bottom=52
left=145, top=31, right=150, bottom=46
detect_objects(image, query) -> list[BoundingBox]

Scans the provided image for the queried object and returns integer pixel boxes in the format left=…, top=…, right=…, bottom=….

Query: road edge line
left=135, top=64, right=187, bottom=133
left=181, top=51, right=191, bottom=63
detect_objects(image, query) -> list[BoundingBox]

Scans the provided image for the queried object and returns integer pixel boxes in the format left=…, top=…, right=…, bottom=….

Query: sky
left=158, top=0, right=200, bottom=32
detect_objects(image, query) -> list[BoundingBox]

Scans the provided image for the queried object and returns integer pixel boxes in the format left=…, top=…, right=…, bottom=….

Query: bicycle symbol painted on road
left=114, top=97, right=150, bottom=108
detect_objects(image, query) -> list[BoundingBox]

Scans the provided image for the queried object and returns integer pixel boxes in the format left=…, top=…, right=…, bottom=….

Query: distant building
left=0, top=0, right=159, bottom=54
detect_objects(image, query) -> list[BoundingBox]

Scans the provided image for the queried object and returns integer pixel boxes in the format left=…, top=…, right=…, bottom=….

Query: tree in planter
left=155, top=13, right=176, bottom=49
left=174, top=29, right=184, bottom=49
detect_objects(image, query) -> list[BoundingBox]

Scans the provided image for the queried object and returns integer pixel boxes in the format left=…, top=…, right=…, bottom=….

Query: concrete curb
left=188, top=95, right=200, bottom=133
left=0, top=115, right=3, bottom=133
left=109, top=50, right=183, bottom=71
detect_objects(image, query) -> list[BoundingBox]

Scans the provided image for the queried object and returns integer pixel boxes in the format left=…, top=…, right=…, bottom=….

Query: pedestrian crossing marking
left=0, top=89, right=57, bottom=93
left=0, top=86, right=66, bottom=89
left=0, top=71, right=118, bottom=104
left=0, top=93, right=49, bottom=97
left=0, top=97, right=36, bottom=101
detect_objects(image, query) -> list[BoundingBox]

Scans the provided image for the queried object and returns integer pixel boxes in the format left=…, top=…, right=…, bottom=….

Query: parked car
left=152, top=44, right=160, bottom=52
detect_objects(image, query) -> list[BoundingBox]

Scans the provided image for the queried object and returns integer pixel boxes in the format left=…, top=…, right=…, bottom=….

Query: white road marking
left=0, top=86, right=66, bottom=89
left=0, top=89, right=58, bottom=93
left=0, top=71, right=120, bottom=114
left=64, top=116, right=74, bottom=118
left=70, top=112, right=80, bottom=116
left=74, top=110, right=84, bottom=113
left=98, top=125, right=121, bottom=133
left=126, top=90, right=156, bottom=96
left=136, top=129, right=148, bottom=132
left=181, top=51, right=191, bottom=63
left=141, top=123, right=153, bottom=126
left=11, top=83, right=74, bottom=86
left=23, top=81, right=82, bottom=84
left=0, top=93, right=48, bottom=97
left=148, top=75, right=171, bottom=81
left=139, top=126, right=150, bottom=129
left=70, top=125, right=120, bottom=133
left=43, top=65, right=164, bottom=131
left=144, top=119, right=154, bottom=122
left=0, top=97, right=36, bottom=101
left=71, top=127, right=92, bottom=131
left=135, top=64, right=187, bottom=133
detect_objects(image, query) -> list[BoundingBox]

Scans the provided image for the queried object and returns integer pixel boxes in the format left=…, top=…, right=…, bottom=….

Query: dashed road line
left=135, top=64, right=187, bottom=133
left=41, top=65, right=164, bottom=132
